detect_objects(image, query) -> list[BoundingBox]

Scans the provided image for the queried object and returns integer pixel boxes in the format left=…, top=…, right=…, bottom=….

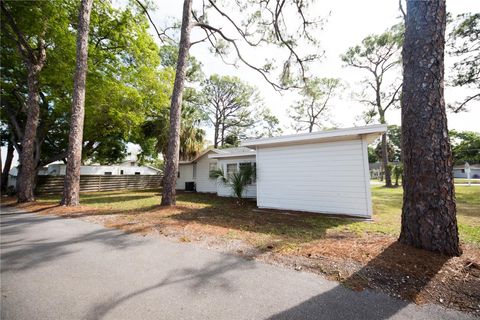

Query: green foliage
left=387, top=125, right=401, bottom=161
left=159, top=45, right=204, bottom=82
left=368, top=146, right=379, bottom=163
left=209, top=163, right=256, bottom=201
left=200, top=74, right=280, bottom=146
left=209, top=168, right=227, bottom=183
left=450, top=130, right=480, bottom=165
left=392, top=163, right=403, bottom=186
left=136, top=103, right=206, bottom=162
left=223, top=134, right=241, bottom=148
left=1, top=0, right=174, bottom=165
left=374, top=141, right=396, bottom=162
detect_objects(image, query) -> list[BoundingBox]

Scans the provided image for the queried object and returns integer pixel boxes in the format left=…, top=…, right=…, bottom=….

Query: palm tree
left=179, top=105, right=205, bottom=161
left=210, top=163, right=255, bottom=202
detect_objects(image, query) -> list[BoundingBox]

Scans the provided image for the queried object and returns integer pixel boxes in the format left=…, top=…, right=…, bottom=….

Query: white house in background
left=176, top=147, right=256, bottom=194
left=43, top=163, right=161, bottom=176
left=7, top=162, right=161, bottom=189
left=453, top=164, right=480, bottom=179
left=210, top=147, right=257, bottom=198
left=177, top=124, right=387, bottom=218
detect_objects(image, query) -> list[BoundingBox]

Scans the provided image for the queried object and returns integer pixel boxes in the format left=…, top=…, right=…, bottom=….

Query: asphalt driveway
left=0, top=206, right=474, bottom=320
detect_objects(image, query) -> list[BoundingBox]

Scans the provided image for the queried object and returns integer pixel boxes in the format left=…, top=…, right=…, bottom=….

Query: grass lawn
left=454, top=178, right=480, bottom=184
left=372, top=178, right=480, bottom=185
left=33, top=185, right=480, bottom=246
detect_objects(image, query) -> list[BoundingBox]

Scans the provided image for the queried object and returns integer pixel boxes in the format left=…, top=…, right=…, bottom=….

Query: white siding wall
left=216, top=156, right=257, bottom=198
left=176, top=164, right=194, bottom=190
left=256, top=138, right=371, bottom=217
left=195, top=152, right=218, bottom=193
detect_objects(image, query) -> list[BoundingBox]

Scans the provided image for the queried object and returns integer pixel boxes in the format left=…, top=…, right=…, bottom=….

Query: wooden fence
left=35, top=175, right=163, bottom=194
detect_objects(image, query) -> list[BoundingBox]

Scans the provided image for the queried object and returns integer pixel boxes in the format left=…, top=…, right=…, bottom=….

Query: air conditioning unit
left=185, top=181, right=195, bottom=192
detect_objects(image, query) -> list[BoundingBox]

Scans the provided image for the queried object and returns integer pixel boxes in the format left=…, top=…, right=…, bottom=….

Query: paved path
left=0, top=206, right=474, bottom=320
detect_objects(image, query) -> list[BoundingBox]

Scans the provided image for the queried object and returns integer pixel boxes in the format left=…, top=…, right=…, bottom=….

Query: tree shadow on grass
left=79, top=194, right=157, bottom=205
left=267, top=242, right=451, bottom=320
left=168, top=204, right=357, bottom=248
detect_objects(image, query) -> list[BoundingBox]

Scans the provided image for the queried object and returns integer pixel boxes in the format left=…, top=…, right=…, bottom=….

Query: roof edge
left=241, top=124, right=387, bottom=147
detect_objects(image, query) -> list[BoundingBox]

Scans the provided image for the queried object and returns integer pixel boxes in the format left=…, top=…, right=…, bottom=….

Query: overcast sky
left=2, top=0, right=479, bottom=166
left=168, top=0, right=479, bottom=137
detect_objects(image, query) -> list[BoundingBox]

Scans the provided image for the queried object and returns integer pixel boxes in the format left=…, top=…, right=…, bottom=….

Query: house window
left=104, top=172, right=112, bottom=175
left=209, top=163, right=217, bottom=178
left=227, top=163, right=238, bottom=177
left=177, top=171, right=180, bottom=178
left=120, top=170, right=124, bottom=175
left=135, top=172, right=141, bottom=175
left=239, top=162, right=256, bottom=184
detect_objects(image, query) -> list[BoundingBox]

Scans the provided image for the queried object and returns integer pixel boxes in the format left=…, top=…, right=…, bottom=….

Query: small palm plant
left=209, top=163, right=255, bottom=202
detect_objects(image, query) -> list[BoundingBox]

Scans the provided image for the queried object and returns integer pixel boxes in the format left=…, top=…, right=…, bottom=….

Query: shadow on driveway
left=267, top=242, right=450, bottom=320
left=1, top=213, right=144, bottom=272
left=85, top=254, right=255, bottom=320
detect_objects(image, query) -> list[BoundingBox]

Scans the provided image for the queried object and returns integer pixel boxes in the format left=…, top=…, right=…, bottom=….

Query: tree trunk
left=381, top=133, right=392, bottom=187
left=161, top=0, right=193, bottom=206
left=17, top=64, right=42, bottom=202
left=399, top=0, right=461, bottom=256
left=221, top=125, right=225, bottom=147
left=214, top=123, right=219, bottom=148
left=61, top=0, right=94, bottom=206
left=1, top=141, right=15, bottom=192
left=1, top=2, right=46, bottom=202
left=378, top=110, right=392, bottom=187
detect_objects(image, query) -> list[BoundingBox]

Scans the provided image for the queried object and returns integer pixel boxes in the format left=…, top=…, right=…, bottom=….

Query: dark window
left=104, top=172, right=112, bottom=175
left=135, top=172, right=141, bottom=175
left=177, top=171, right=180, bottom=178
left=239, top=162, right=256, bottom=184
left=120, top=170, right=124, bottom=175
left=461, top=169, right=465, bottom=173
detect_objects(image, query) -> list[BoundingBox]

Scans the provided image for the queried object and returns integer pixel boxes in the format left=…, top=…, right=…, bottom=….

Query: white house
left=7, top=162, right=161, bottom=190
left=453, top=164, right=480, bottom=179
left=176, top=148, right=256, bottom=194
left=44, top=163, right=161, bottom=176
left=241, top=124, right=386, bottom=217
left=176, top=149, right=219, bottom=192
left=177, top=124, right=387, bottom=218
left=209, top=147, right=257, bottom=198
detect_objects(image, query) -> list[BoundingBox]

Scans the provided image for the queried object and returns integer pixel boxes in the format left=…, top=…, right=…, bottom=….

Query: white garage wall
left=195, top=151, right=218, bottom=193
left=256, top=138, right=372, bottom=217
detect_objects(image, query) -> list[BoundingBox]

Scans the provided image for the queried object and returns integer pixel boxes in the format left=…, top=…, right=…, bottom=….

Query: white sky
left=2, top=0, right=479, bottom=167
left=150, top=0, right=479, bottom=145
